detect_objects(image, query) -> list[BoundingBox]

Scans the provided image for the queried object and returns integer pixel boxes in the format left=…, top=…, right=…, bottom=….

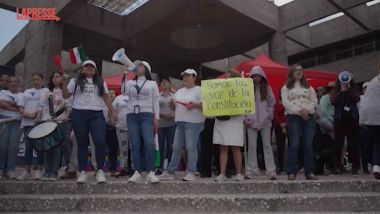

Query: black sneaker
left=352, top=170, right=359, bottom=176
left=155, top=168, right=163, bottom=176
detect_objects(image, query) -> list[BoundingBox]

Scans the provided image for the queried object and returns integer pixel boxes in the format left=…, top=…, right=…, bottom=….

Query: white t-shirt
left=20, top=87, right=50, bottom=127
left=174, top=86, right=205, bottom=123
left=113, top=95, right=129, bottom=130
left=67, top=78, right=109, bottom=111
left=0, top=90, right=23, bottom=118
left=39, top=88, right=71, bottom=121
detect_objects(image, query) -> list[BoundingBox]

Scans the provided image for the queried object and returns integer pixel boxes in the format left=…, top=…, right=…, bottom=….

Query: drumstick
left=176, top=101, right=191, bottom=107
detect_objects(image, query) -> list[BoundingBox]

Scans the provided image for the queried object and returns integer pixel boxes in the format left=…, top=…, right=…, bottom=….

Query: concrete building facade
left=0, top=0, right=379, bottom=87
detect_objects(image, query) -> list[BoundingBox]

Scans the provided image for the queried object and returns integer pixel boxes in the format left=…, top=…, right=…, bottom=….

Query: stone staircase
left=0, top=175, right=379, bottom=212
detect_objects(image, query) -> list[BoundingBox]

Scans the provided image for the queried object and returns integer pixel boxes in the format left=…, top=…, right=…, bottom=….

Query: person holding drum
left=124, top=60, right=160, bottom=183
left=17, top=73, right=49, bottom=180
left=0, top=76, right=23, bottom=179
left=37, top=71, right=71, bottom=181
left=62, top=60, right=115, bottom=184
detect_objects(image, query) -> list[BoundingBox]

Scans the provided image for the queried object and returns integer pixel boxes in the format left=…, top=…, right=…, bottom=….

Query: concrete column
left=23, top=21, right=63, bottom=88
left=269, top=31, right=288, bottom=65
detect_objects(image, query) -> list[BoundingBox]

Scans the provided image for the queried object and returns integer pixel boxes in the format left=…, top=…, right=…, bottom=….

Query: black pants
left=369, top=125, right=380, bottom=167
left=275, top=125, right=286, bottom=173
left=199, top=118, right=215, bottom=177
left=360, top=126, right=372, bottom=171
left=106, top=124, right=118, bottom=171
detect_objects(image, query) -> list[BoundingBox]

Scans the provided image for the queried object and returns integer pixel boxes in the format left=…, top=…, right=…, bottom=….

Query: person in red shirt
left=274, top=91, right=287, bottom=174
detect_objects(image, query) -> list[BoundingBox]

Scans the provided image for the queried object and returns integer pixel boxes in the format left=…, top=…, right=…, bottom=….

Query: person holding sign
left=62, top=60, right=115, bottom=184
left=281, top=64, right=318, bottom=180
left=124, top=60, right=160, bottom=184
left=244, top=66, right=277, bottom=180
left=160, top=69, right=204, bottom=181
left=213, top=69, right=245, bottom=182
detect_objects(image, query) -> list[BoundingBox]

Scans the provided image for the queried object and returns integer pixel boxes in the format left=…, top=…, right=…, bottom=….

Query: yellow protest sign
left=201, top=78, right=255, bottom=117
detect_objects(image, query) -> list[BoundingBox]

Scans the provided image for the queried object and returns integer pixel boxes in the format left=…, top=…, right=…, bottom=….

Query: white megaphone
left=112, top=48, right=138, bottom=72
left=338, top=71, right=352, bottom=87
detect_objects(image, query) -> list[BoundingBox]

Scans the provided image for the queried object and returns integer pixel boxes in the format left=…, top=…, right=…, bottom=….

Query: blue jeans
left=0, top=120, right=22, bottom=172
left=24, top=126, right=44, bottom=166
left=158, top=125, right=176, bottom=169
left=127, top=113, right=155, bottom=172
left=287, top=114, right=315, bottom=176
left=71, top=109, right=106, bottom=172
left=167, top=122, right=204, bottom=174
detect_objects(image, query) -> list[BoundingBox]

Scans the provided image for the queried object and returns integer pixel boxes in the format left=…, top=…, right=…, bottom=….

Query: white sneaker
left=96, top=170, right=106, bottom=183
left=373, top=165, right=380, bottom=173
left=128, top=171, right=142, bottom=183
left=34, top=170, right=43, bottom=180
left=41, top=175, right=50, bottom=181
left=159, top=171, right=175, bottom=181
left=76, top=171, right=88, bottom=183
left=215, top=174, right=228, bottom=182
left=17, top=170, right=33, bottom=180
left=183, top=173, right=196, bottom=181
left=48, top=176, right=57, bottom=181
left=146, top=171, right=160, bottom=183
left=6, top=171, right=16, bottom=179
left=234, top=174, right=245, bottom=181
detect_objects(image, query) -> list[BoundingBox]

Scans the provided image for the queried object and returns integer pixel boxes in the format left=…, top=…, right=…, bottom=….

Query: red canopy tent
left=104, top=72, right=135, bottom=95
left=220, top=54, right=338, bottom=99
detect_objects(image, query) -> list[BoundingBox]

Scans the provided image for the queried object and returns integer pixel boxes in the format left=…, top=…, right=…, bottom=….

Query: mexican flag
left=154, top=127, right=161, bottom=168
left=69, top=47, right=87, bottom=64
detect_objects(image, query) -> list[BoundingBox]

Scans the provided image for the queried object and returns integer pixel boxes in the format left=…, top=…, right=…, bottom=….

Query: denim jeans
left=127, top=113, right=155, bottom=172
left=287, top=114, right=316, bottom=176
left=167, top=122, right=204, bottom=174
left=0, top=120, right=22, bottom=172
left=71, top=109, right=106, bottom=172
left=158, top=125, right=176, bottom=169
left=24, top=126, right=44, bottom=166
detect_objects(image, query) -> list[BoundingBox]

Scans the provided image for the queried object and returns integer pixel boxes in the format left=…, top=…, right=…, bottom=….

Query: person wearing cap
left=319, top=81, right=338, bottom=138
left=62, top=60, right=115, bottom=184
left=245, top=66, right=277, bottom=180
left=330, top=71, right=360, bottom=175
left=359, top=64, right=380, bottom=179
left=281, top=64, right=318, bottom=180
left=160, top=69, right=204, bottom=181
left=124, top=60, right=160, bottom=183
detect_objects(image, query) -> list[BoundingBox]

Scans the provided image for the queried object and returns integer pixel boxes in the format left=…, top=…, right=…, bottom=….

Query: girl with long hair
left=281, top=64, right=318, bottom=180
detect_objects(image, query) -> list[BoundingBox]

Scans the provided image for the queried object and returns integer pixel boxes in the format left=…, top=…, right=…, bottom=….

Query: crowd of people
left=0, top=59, right=379, bottom=184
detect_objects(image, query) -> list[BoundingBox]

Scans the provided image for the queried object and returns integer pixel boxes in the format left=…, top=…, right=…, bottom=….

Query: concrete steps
left=0, top=176, right=379, bottom=212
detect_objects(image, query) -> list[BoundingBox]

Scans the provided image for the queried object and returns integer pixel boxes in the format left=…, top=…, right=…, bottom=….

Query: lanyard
left=134, top=80, right=147, bottom=100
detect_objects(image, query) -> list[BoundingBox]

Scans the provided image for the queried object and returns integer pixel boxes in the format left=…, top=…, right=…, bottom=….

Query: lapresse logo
left=16, top=8, right=60, bottom=21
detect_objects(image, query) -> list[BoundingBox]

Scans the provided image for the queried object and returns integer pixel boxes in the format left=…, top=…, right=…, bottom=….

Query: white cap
left=134, top=60, right=151, bottom=73
left=82, top=60, right=97, bottom=69
left=181, top=69, right=197, bottom=77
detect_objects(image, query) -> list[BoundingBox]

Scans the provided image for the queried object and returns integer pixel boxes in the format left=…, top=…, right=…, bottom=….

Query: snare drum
left=27, top=121, right=64, bottom=152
